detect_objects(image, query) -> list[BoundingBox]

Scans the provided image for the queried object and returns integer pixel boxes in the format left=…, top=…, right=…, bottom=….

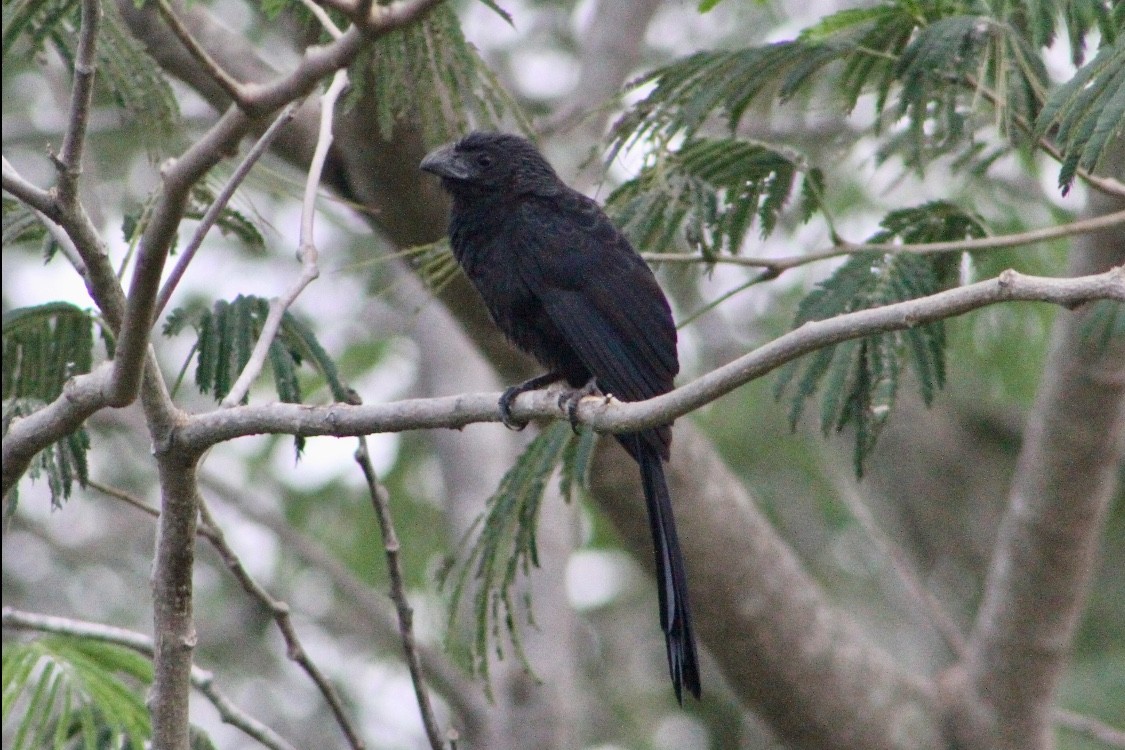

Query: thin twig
left=354, top=438, right=448, bottom=750
left=195, top=497, right=367, bottom=750
left=55, top=0, right=100, bottom=205
left=87, top=479, right=223, bottom=545
left=962, top=73, right=1125, bottom=198
left=89, top=473, right=488, bottom=738
left=1, top=607, right=300, bottom=750
left=298, top=0, right=344, bottom=38
left=154, top=0, right=248, bottom=108
left=642, top=208, right=1125, bottom=272
left=220, top=70, right=347, bottom=407
left=154, top=102, right=301, bottom=320
left=830, top=470, right=967, bottom=657
left=1055, top=708, right=1125, bottom=748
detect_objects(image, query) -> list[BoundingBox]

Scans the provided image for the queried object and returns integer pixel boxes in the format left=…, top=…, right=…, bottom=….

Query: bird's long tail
left=628, top=433, right=701, bottom=703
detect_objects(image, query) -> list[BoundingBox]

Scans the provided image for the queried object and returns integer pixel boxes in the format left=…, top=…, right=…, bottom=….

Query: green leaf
left=1037, top=40, right=1125, bottom=194
left=349, top=4, right=532, bottom=148
left=472, top=0, right=512, bottom=26
left=2, top=302, right=99, bottom=507
left=2, top=302, right=95, bottom=403
left=1, top=636, right=152, bottom=750
left=776, top=202, right=982, bottom=475
left=1079, top=299, right=1125, bottom=353
left=559, top=427, right=598, bottom=501
left=442, top=422, right=577, bottom=691
left=3, top=198, right=48, bottom=249
left=2, top=399, right=91, bottom=510
left=185, top=184, right=266, bottom=253
left=163, top=296, right=348, bottom=411
left=94, top=0, right=179, bottom=152
left=10, top=0, right=181, bottom=152
left=606, top=137, right=822, bottom=254
left=2, top=0, right=77, bottom=59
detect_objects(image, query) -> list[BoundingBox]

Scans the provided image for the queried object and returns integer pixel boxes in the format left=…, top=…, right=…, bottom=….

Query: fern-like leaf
left=606, top=137, right=819, bottom=255
left=1, top=636, right=152, bottom=750
left=1036, top=40, right=1125, bottom=195
left=349, top=3, right=532, bottom=148
left=9, top=0, right=180, bottom=153
left=611, top=3, right=1070, bottom=179
left=2, top=303, right=99, bottom=506
left=163, top=295, right=345, bottom=412
left=442, top=422, right=577, bottom=692
left=2, top=303, right=94, bottom=403
left=183, top=184, right=267, bottom=253
left=776, top=201, right=983, bottom=475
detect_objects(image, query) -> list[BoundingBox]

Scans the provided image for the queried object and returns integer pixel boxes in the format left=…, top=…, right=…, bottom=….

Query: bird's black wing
left=510, top=192, right=678, bottom=407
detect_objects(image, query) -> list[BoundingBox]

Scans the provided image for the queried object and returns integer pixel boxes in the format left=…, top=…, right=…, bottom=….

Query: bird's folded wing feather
left=513, top=197, right=677, bottom=404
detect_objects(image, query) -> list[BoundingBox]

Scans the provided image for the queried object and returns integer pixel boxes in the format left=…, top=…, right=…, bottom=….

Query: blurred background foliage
left=3, top=0, right=1122, bottom=747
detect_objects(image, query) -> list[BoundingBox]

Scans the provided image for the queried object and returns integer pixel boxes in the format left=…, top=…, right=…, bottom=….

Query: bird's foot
left=499, top=372, right=563, bottom=430
left=558, top=377, right=600, bottom=434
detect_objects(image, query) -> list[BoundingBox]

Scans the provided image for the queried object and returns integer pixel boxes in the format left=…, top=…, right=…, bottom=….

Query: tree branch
left=946, top=171, right=1125, bottom=750
left=354, top=439, right=448, bottom=750
left=592, top=422, right=945, bottom=750
left=220, top=68, right=347, bottom=407
left=54, top=0, right=100, bottom=205
left=1, top=607, right=300, bottom=750
left=2, top=156, right=56, bottom=214
left=172, top=267, right=1123, bottom=451
left=962, top=72, right=1125, bottom=198
left=149, top=455, right=202, bottom=750
left=642, top=208, right=1125, bottom=272
left=2, top=363, right=113, bottom=499
left=89, top=473, right=491, bottom=738
left=153, top=0, right=249, bottom=107
left=1054, top=708, right=1125, bottom=748
left=195, top=498, right=367, bottom=750
left=154, top=102, right=301, bottom=320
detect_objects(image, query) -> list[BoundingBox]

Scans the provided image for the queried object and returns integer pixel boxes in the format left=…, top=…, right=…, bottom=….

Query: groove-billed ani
left=421, top=131, right=701, bottom=702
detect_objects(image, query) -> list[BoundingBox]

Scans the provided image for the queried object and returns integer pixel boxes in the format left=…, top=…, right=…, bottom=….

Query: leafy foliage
left=441, top=422, right=592, bottom=691
left=2, top=198, right=60, bottom=262
left=1, top=635, right=151, bottom=750
left=3, top=0, right=180, bottom=152
left=2, top=303, right=99, bottom=506
left=350, top=3, right=533, bottom=147
left=609, top=2, right=1084, bottom=177
left=775, top=202, right=984, bottom=475
left=1036, top=39, right=1125, bottom=194
left=3, top=198, right=46, bottom=247
left=183, top=184, right=267, bottom=252
left=164, top=295, right=350, bottom=406
left=2, top=399, right=90, bottom=510
left=605, top=138, right=823, bottom=256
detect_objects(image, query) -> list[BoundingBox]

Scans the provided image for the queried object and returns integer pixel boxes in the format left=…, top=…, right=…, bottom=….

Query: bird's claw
left=558, top=377, right=599, bottom=434
left=499, top=386, right=529, bottom=431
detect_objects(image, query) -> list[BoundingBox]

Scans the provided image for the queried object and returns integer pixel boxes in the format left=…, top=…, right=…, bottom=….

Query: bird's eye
left=476, top=153, right=493, bottom=168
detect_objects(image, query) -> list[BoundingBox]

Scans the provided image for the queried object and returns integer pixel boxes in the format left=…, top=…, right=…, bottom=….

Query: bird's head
left=420, top=132, right=561, bottom=198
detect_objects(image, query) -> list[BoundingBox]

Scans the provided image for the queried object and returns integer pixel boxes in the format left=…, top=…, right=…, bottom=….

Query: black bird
left=421, top=131, right=701, bottom=702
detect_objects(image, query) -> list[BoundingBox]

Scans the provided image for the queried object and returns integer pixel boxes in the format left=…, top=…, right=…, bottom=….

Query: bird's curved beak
left=420, top=143, right=470, bottom=180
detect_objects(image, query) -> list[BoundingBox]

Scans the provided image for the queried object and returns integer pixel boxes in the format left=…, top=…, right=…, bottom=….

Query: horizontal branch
left=2, top=364, right=114, bottom=499
left=173, top=266, right=1123, bottom=451
left=643, top=209, right=1125, bottom=271
left=2, top=156, right=56, bottom=214
left=1, top=607, right=299, bottom=750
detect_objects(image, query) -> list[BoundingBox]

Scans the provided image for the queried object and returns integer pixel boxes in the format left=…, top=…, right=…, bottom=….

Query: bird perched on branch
left=421, top=131, right=700, bottom=703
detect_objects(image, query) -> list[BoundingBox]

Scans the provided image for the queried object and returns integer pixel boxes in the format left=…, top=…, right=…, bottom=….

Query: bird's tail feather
left=632, top=433, right=701, bottom=703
